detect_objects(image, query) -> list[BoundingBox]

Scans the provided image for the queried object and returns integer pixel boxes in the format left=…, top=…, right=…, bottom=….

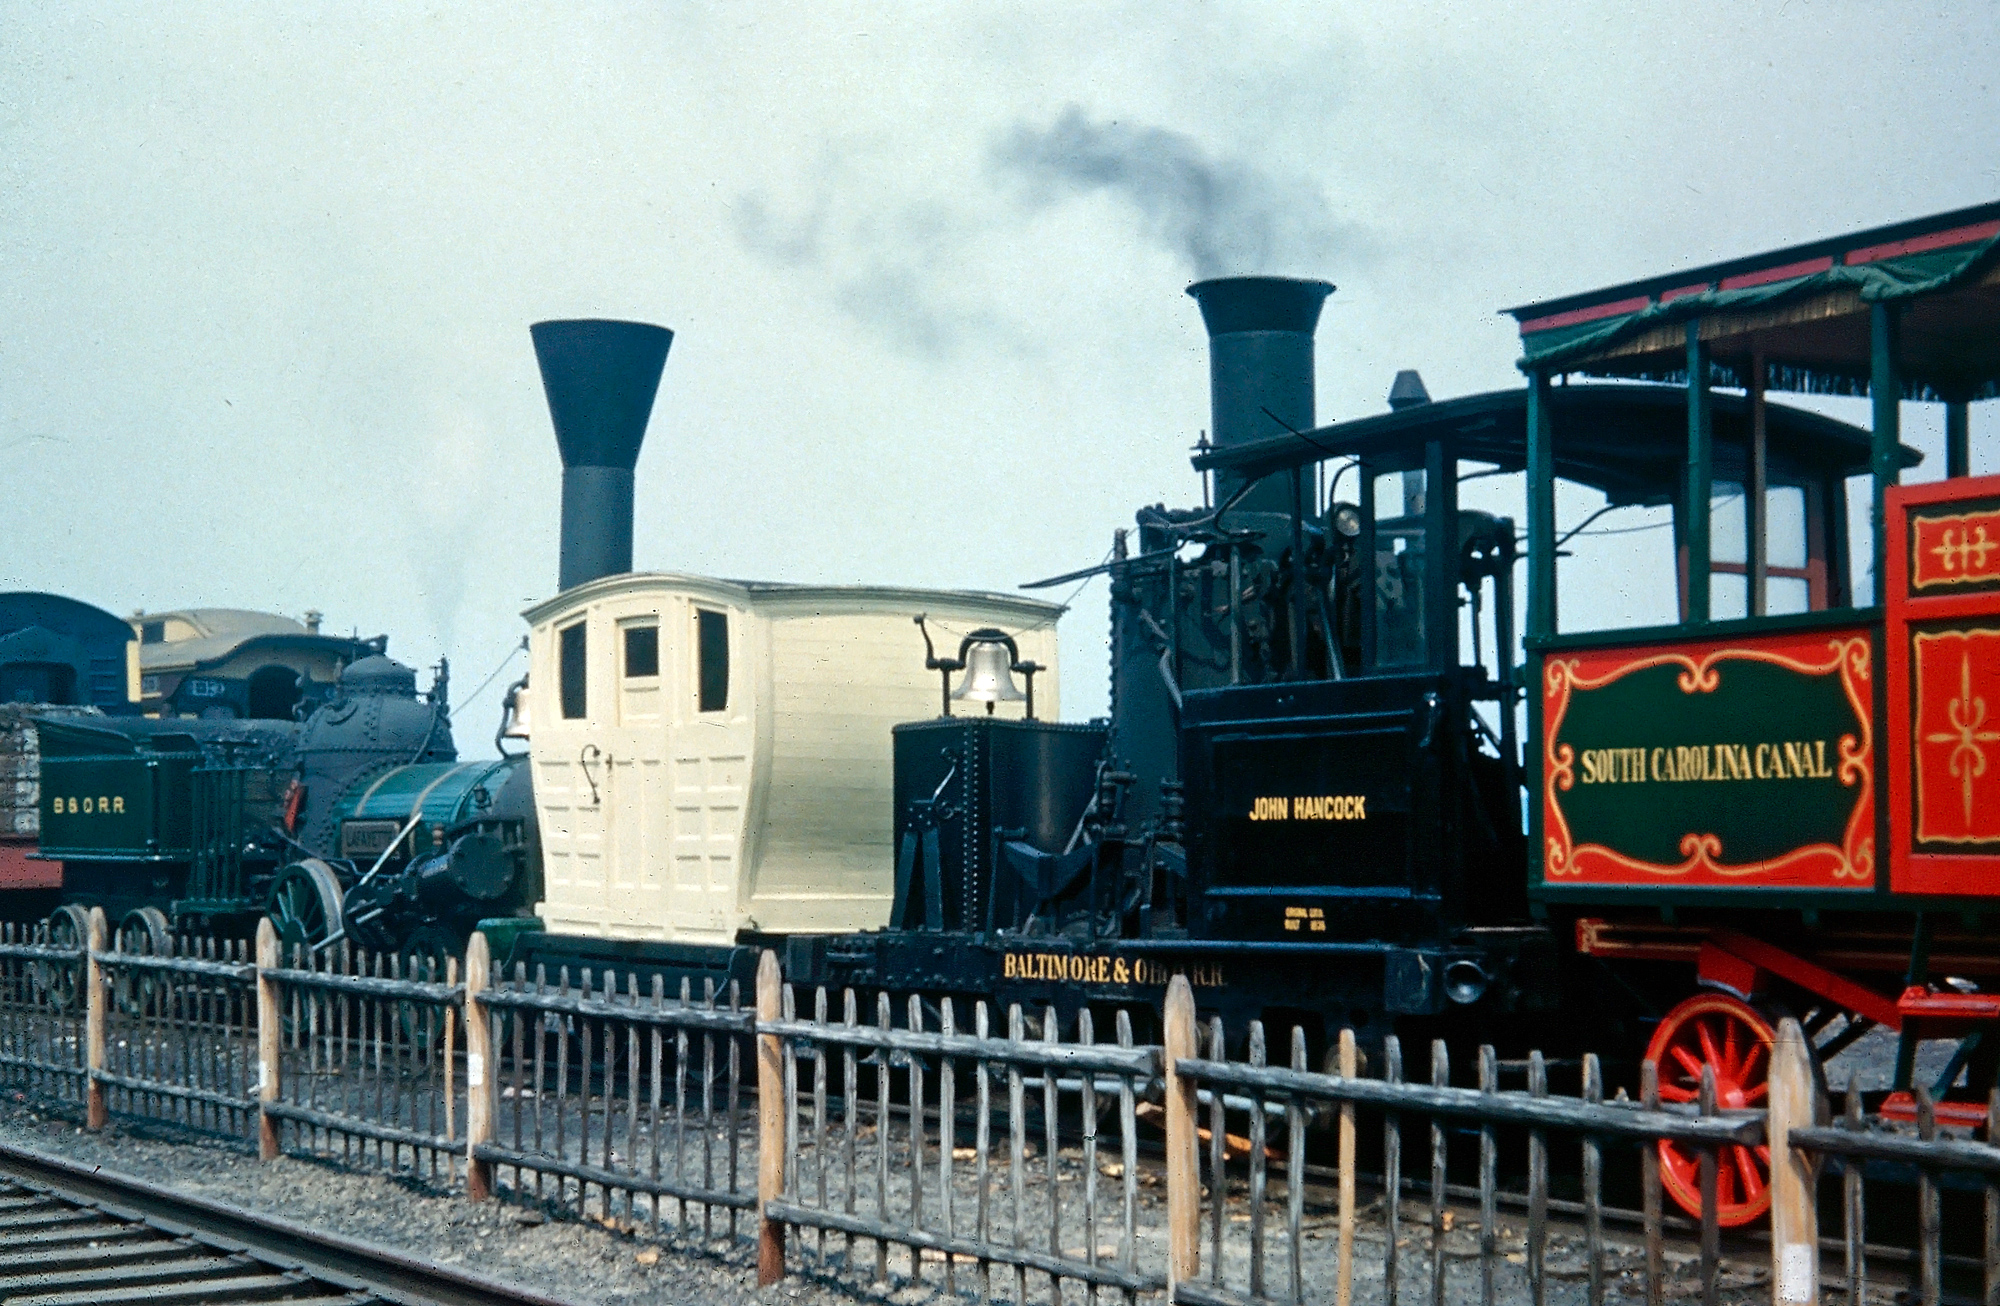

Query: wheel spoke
left=1723, top=1016, right=1741, bottom=1077
left=1696, top=1018, right=1724, bottom=1079
left=1670, top=1044, right=1706, bottom=1080
left=1738, top=1038, right=1768, bottom=1084
left=1715, top=1154, right=1737, bottom=1207
left=1743, top=1082, right=1768, bottom=1104
left=1732, top=1145, right=1766, bottom=1200
left=1658, top=1082, right=1697, bottom=1102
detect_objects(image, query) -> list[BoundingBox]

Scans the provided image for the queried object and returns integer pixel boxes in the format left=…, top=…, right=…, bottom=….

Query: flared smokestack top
left=532, top=319, right=674, bottom=592
left=1186, top=276, right=1333, bottom=517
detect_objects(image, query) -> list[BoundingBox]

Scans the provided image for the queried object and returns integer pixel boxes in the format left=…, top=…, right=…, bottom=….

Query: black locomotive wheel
left=113, top=906, right=173, bottom=1016
left=400, top=924, right=463, bottom=969
left=268, top=860, right=344, bottom=962
left=396, top=924, right=462, bottom=1050
left=32, top=905, right=90, bottom=1013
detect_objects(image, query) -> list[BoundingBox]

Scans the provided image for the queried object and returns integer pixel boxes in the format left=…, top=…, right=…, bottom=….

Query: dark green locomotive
left=31, top=653, right=540, bottom=962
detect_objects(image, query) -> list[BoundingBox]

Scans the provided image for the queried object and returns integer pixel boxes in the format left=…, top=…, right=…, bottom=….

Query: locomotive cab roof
left=1191, top=380, right=1917, bottom=507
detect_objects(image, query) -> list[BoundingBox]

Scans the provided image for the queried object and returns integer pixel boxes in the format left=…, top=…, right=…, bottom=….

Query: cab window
left=558, top=622, right=587, bottom=719
left=696, top=610, right=728, bottom=712
left=623, top=624, right=659, bottom=678
left=1371, top=468, right=1428, bottom=669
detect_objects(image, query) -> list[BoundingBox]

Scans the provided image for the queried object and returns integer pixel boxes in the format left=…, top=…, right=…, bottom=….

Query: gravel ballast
left=0, top=1086, right=1786, bottom=1306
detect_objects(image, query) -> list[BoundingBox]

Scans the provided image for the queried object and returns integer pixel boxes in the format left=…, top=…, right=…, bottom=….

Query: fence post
left=464, top=930, right=494, bottom=1202
left=1337, top=1026, right=1357, bottom=1306
left=757, top=949, right=785, bottom=1287
left=84, top=907, right=106, bottom=1130
left=1164, top=974, right=1199, bottom=1293
left=256, top=918, right=280, bottom=1161
left=1769, top=1017, right=1820, bottom=1305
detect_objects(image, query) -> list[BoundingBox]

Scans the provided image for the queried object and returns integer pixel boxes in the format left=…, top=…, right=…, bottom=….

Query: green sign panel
left=40, top=752, right=192, bottom=861
left=1541, top=627, right=1874, bottom=889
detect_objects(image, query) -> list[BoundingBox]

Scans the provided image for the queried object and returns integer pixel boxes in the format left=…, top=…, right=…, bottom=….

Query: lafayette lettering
left=1247, top=795, right=1366, bottom=820
left=1001, top=952, right=1224, bottom=987
left=1576, top=740, right=1835, bottom=784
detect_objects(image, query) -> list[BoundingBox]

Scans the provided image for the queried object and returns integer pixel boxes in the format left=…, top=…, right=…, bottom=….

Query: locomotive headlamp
left=1443, top=958, right=1490, bottom=1005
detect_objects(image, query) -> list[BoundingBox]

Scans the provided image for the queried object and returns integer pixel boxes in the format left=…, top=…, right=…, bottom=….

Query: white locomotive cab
left=521, top=573, right=1062, bottom=943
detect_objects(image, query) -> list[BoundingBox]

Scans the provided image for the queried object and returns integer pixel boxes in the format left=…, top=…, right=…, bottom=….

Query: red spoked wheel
left=1645, top=993, right=1775, bottom=1227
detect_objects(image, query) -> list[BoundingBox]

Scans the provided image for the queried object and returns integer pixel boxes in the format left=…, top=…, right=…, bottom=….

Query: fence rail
left=263, top=923, right=465, bottom=1184
left=763, top=974, right=1163, bottom=1304
left=468, top=955, right=756, bottom=1233
left=91, top=928, right=258, bottom=1136
left=0, top=922, right=84, bottom=1103
left=12, top=910, right=2000, bottom=1306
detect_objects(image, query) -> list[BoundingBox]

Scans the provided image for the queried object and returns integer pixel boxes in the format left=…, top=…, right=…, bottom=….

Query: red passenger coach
left=1508, top=201, right=2000, bottom=1223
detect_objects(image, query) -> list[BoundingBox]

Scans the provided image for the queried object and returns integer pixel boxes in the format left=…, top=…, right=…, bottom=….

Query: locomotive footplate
left=780, top=925, right=1563, bottom=1052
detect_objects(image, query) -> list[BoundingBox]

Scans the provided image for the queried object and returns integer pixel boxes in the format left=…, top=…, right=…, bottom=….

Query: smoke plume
left=993, top=106, right=1354, bottom=280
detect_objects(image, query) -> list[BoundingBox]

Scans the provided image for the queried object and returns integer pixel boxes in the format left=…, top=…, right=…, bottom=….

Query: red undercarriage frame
left=1577, top=918, right=2000, bottom=1225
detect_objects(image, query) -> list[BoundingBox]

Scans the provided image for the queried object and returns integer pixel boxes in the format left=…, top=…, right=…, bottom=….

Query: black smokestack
left=532, top=319, right=674, bottom=591
left=1185, top=277, right=1333, bottom=516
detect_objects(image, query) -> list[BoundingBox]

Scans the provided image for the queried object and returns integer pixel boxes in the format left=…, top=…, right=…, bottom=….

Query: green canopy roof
left=1508, top=202, right=2000, bottom=402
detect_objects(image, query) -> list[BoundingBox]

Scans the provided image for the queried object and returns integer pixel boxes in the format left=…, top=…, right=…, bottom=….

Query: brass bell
left=951, top=636, right=1027, bottom=712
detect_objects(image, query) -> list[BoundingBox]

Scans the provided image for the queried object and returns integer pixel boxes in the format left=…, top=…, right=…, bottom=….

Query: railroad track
left=0, top=1140, right=578, bottom=1306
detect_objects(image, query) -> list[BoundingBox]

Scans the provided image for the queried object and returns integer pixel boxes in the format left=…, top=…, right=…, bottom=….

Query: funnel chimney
left=532, top=319, right=674, bottom=591
left=1185, top=276, right=1333, bottom=516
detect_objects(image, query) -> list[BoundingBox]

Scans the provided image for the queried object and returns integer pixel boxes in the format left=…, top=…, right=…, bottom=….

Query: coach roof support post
left=1946, top=397, right=1971, bottom=479
left=1525, top=371, right=1557, bottom=642
left=1686, top=325, right=1714, bottom=623
left=1871, top=302, right=1903, bottom=601
left=1748, top=345, right=1770, bottom=616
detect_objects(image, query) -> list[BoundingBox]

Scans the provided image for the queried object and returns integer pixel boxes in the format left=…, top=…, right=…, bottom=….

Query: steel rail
left=0, top=1139, right=578, bottom=1306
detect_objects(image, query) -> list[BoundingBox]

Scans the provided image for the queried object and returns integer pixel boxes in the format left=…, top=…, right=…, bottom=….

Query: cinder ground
left=0, top=1084, right=1789, bottom=1306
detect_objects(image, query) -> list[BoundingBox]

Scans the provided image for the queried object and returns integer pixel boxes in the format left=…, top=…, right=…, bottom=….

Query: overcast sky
left=3, top=3, right=1995, bottom=738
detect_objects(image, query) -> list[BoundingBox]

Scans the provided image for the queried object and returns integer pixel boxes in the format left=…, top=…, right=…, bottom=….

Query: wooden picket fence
left=7, top=912, right=2000, bottom=1306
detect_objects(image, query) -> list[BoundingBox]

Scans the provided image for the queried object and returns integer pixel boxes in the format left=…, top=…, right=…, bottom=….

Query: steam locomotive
left=501, top=198, right=2000, bottom=1240
left=32, top=650, right=541, bottom=963
left=497, top=296, right=1568, bottom=1061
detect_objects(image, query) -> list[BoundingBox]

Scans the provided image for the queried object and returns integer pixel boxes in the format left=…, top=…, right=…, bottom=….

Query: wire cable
left=1558, top=493, right=1744, bottom=542
left=932, top=546, right=1115, bottom=641
left=452, top=638, right=527, bottom=717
